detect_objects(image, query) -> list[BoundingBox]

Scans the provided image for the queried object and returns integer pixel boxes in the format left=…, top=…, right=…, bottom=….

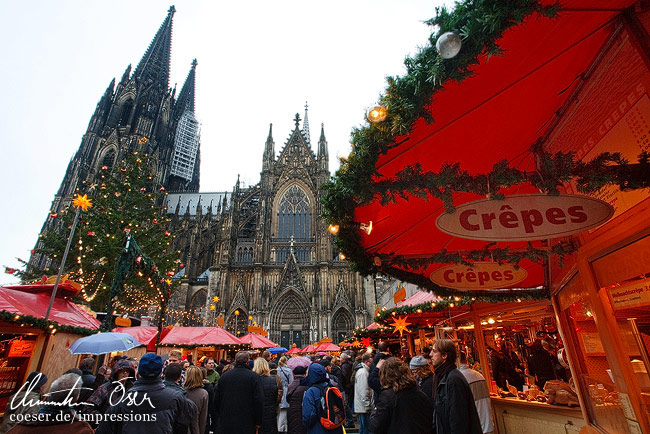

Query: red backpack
left=316, top=384, right=346, bottom=430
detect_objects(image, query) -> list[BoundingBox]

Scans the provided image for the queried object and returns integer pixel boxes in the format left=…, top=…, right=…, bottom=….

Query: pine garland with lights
left=30, top=152, right=180, bottom=313
left=373, top=292, right=547, bottom=325
left=320, top=0, right=650, bottom=296
left=0, top=311, right=97, bottom=336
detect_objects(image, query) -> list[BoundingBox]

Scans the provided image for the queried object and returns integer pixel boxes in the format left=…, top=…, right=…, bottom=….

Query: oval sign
left=436, top=194, right=614, bottom=241
left=430, top=262, right=528, bottom=290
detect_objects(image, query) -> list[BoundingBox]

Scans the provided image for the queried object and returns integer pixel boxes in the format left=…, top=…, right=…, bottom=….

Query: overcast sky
left=0, top=0, right=448, bottom=284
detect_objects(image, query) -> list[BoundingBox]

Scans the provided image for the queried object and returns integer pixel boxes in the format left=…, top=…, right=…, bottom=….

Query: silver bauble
left=436, top=31, right=462, bottom=59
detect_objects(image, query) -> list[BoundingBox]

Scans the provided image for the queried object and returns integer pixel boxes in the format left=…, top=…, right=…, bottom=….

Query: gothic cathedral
left=167, top=109, right=374, bottom=347
left=30, top=6, right=374, bottom=345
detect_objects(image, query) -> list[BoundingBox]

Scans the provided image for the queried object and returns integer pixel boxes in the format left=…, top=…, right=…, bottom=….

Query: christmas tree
left=30, top=151, right=180, bottom=316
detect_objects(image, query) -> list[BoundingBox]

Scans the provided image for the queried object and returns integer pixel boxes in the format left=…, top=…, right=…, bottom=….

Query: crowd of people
left=0, top=340, right=496, bottom=434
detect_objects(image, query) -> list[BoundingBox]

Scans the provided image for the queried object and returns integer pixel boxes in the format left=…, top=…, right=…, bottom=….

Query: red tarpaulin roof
left=366, top=322, right=380, bottom=330
left=302, top=344, right=317, bottom=352
left=0, top=285, right=100, bottom=330
left=238, top=333, right=278, bottom=349
left=352, top=1, right=636, bottom=291
left=286, top=347, right=302, bottom=354
left=113, top=326, right=171, bottom=352
left=315, top=342, right=340, bottom=352
left=396, top=291, right=437, bottom=307
left=159, top=326, right=241, bottom=346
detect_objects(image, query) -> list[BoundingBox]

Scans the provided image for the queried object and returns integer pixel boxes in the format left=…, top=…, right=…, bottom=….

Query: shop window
left=0, top=333, right=38, bottom=413
left=591, top=234, right=650, bottom=430
left=558, top=274, right=631, bottom=433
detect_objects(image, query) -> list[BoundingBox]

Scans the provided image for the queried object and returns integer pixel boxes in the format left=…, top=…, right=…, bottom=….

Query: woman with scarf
left=369, top=358, right=432, bottom=434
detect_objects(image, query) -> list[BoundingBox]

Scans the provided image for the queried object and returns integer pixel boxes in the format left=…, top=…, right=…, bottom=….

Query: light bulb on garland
left=436, top=31, right=462, bottom=59
left=367, top=105, right=387, bottom=123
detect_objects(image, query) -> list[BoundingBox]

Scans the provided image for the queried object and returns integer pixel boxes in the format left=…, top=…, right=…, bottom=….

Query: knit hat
left=409, top=355, right=428, bottom=369
left=25, top=372, right=48, bottom=389
left=138, top=353, right=163, bottom=378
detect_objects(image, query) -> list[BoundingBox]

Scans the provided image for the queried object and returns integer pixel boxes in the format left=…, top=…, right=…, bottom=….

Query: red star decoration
left=361, top=337, right=371, bottom=347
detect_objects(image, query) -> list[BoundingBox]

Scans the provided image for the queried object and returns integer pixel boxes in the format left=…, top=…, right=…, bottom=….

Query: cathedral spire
left=263, top=123, right=275, bottom=162
left=134, top=6, right=175, bottom=89
left=176, top=59, right=197, bottom=113
left=318, top=123, right=329, bottom=170
left=302, top=101, right=311, bottom=145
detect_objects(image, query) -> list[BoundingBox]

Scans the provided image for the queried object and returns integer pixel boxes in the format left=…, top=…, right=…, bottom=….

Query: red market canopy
left=238, top=333, right=278, bottom=349
left=324, top=0, right=640, bottom=297
left=315, top=342, right=340, bottom=352
left=0, top=285, right=100, bottom=330
left=396, top=291, right=437, bottom=307
left=365, top=322, right=380, bottom=330
left=302, top=344, right=317, bottom=353
left=159, top=326, right=241, bottom=346
left=286, top=347, right=302, bottom=354
left=113, top=326, right=170, bottom=352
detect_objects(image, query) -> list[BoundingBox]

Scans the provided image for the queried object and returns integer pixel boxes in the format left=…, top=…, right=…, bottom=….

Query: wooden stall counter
left=491, top=396, right=585, bottom=434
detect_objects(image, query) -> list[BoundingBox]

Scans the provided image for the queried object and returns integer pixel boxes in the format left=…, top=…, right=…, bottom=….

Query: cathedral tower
left=30, top=6, right=200, bottom=271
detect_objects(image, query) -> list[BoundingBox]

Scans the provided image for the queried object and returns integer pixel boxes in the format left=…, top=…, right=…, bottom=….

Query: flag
left=4, top=267, right=16, bottom=275
left=394, top=284, right=406, bottom=304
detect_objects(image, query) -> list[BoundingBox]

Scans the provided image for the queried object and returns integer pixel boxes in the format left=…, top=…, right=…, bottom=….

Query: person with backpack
left=301, top=363, right=344, bottom=434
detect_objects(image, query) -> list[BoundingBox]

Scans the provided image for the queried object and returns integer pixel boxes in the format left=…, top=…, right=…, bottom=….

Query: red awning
left=238, top=333, right=278, bottom=349
left=286, top=347, right=302, bottom=354
left=0, top=285, right=100, bottom=330
left=159, top=326, right=241, bottom=346
left=315, top=342, right=340, bottom=352
left=352, top=1, right=636, bottom=292
left=302, top=344, right=317, bottom=352
left=113, top=326, right=170, bottom=352
left=396, top=291, right=438, bottom=307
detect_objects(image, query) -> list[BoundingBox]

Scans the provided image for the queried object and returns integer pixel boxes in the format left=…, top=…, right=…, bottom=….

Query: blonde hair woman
left=253, top=357, right=283, bottom=434
left=183, top=365, right=208, bottom=434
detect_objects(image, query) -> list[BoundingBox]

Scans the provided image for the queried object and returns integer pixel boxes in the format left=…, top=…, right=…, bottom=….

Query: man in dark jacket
left=338, top=353, right=354, bottom=428
left=431, top=339, right=481, bottom=434
left=214, top=351, right=263, bottom=434
left=96, top=353, right=197, bottom=434
left=162, top=364, right=192, bottom=434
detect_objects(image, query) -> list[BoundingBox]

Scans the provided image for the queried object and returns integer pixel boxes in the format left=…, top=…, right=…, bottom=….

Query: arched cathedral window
left=119, top=100, right=134, bottom=126
left=101, top=149, right=116, bottom=171
left=277, top=186, right=310, bottom=240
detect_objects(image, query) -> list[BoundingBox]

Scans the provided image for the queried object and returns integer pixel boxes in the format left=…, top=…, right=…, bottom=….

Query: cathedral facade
left=167, top=111, right=374, bottom=347
left=30, top=6, right=374, bottom=344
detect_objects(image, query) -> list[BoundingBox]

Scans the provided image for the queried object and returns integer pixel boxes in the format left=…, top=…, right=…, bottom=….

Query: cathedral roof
left=165, top=192, right=230, bottom=215
left=134, top=6, right=175, bottom=89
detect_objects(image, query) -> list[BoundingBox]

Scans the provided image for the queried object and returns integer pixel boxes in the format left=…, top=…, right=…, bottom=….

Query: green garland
left=0, top=310, right=98, bottom=336
left=374, top=152, right=649, bottom=212
left=321, top=0, right=650, bottom=296
left=373, top=292, right=547, bottom=325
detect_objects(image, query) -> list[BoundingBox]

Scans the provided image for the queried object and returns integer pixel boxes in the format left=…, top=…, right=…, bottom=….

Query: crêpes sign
left=436, top=194, right=614, bottom=241
left=430, top=262, right=528, bottom=290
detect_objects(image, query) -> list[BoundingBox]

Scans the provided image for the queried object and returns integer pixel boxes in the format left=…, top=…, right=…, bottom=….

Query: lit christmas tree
left=30, top=151, right=180, bottom=315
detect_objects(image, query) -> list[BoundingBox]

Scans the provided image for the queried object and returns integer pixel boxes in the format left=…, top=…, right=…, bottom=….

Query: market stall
left=159, top=326, right=243, bottom=363
left=238, top=333, right=278, bottom=349
left=113, top=325, right=171, bottom=357
left=322, top=0, right=650, bottom=431
left=0, top=283, right=100, bottom=412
